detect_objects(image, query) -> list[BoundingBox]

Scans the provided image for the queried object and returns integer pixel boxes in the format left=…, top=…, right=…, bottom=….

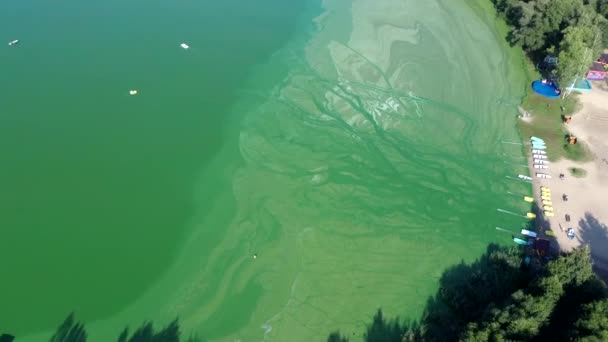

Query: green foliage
left=569, top=167, right=588, bottom=178
left=330, top=244, right=608, bottom=342
left=556, top=25, right=598, bottom=87
left=493, top=0, right=605, bottom=85
left=571, top=299, right=608, bottom=341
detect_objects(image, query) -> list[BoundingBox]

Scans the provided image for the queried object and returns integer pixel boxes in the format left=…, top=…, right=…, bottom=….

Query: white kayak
left=534, top=159, right=549, bottom=164
left=533, top=154, right=548, bottom=159
left=532, top=145, right=546, bottom=150
left=532, top=149, right=546, bottom=154
left=536, top=173, right=551, bottom=179
left=534, top=164, right=548, bottom=169
left=518, top=174, right=532, bottom=181
left=531, top=136, right=545, bottom=143
left=521, top=229, right=538, bottom=238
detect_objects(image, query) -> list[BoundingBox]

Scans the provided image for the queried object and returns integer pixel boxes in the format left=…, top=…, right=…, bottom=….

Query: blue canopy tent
left=566, top=78, right=592, bottom=93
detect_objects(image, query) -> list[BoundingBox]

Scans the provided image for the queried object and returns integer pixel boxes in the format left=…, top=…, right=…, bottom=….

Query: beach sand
left=530, top=80, right=608, bottom=276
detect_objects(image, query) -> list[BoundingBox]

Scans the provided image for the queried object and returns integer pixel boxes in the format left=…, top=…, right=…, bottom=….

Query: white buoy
left=129, top=90, right=138, bottom=95
left=253, top=254, right=257, bottom=259
left=180, top=43, right=190, bottom=49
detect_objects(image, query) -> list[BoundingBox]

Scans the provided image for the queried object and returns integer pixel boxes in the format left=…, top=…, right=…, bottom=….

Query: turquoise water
left=1, top=0, right=531, bottom=340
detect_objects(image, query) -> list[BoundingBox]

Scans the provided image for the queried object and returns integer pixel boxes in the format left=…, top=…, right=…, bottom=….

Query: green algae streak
left=1, top=0, right=531, bottom=340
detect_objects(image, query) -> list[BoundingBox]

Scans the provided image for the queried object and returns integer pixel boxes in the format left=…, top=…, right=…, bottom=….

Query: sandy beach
left=530, top=80, right=608, bottom=276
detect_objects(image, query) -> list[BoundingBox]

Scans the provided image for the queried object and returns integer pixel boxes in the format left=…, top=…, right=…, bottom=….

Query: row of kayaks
left=507, top=137, right=554, bottom=246
left=541, top=186, right=554, bottom=217
left=531, top=137, right=551, bottom=177
left=531, top=136, right=546, bottom=151
left=513, top=228, right=557, bottom=245
left=519, top=172, right=551, bottom=179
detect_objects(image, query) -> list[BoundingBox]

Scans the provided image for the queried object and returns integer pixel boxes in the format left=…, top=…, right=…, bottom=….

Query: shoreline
left=523, top=81, right=608, bottom=281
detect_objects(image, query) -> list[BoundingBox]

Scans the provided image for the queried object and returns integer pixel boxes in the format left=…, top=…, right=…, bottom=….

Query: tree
left=556, top=25, right=597, bottom=87
left=570, top=299, right=608, bottom=341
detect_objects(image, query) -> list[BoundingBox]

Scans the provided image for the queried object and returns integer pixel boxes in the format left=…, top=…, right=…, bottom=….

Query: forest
left=328, top=245, right=608, bottom=341
left=492, top=0, right=608, bottom=86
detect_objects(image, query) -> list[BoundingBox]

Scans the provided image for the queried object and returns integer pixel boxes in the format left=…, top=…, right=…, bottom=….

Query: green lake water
left=1, top=0, right=531, bottom=340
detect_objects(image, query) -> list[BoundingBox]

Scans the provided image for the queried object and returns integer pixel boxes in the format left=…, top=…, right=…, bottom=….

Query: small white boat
left=129, top=90, right=138, bottom=95
left=180, top=43, right=190, bottom=49
left=8, top=39, right=19, bottom=46
left=532, top=149, right=546, bottom=155
left=533, top=154, right=547, bottom=159
left=518, top=174, right=532, bottom=181
left=536, top=173, right=551, bottom=179
left=521, top=229, right=537, bottom=238
left=534, top=164, right=548, bottom=169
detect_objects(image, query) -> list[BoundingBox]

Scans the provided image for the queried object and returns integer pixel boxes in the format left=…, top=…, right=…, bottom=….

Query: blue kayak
left=513, top=237, right=533, bottom=245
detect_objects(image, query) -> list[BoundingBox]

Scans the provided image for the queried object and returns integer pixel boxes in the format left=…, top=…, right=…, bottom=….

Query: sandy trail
left=531, top=80, right=608, bottom=275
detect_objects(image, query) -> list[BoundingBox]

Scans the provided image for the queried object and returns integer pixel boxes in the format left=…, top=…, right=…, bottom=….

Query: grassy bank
left=517, top=59, right=591, bottom=162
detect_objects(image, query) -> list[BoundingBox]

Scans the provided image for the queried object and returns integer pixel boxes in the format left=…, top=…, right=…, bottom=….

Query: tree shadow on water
left=44, top=313, right=201, bottom=342
left=327, top=309, right=419, bottom=342
left=0, top=334, right=15, bottom=342
left=328, top=244, right=531, bottom=341
left=49, top=313, right=87, bottom=342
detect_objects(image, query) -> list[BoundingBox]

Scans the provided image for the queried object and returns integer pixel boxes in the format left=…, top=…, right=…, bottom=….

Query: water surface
left=1, top=0, right=530, bottom=340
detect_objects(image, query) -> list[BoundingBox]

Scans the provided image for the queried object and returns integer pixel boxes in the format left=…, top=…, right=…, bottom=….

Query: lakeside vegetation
left=492, top=0, right=608, bottom=162
left=328, top=245, right=608, bottom=341
left=518, top=89, right=589, bottom=162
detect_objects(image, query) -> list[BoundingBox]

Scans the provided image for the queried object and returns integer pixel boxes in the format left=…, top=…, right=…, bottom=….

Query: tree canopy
left=492, top=0, right=606, bottom=86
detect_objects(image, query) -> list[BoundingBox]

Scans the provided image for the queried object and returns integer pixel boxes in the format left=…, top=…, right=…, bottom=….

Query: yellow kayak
left=541, top=190, right=552, bottom=195
left=542, top=200, right=552, bottom=206
left=527, top=212, right=537, bottom=218
left=544, top=211, right=554, bottom=217
left=524, top=196, right=534, bottom=202
left=543, top=205, right=553, bottom=211
left=541, top=195, right=552, bottom=201
left=545, top=230, right=557, bottom=237
left=541, top=186, right=551, bottom=191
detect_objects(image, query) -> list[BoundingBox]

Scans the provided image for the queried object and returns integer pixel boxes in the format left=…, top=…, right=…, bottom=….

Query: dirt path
left=531, top=80, right=608, bottom=276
